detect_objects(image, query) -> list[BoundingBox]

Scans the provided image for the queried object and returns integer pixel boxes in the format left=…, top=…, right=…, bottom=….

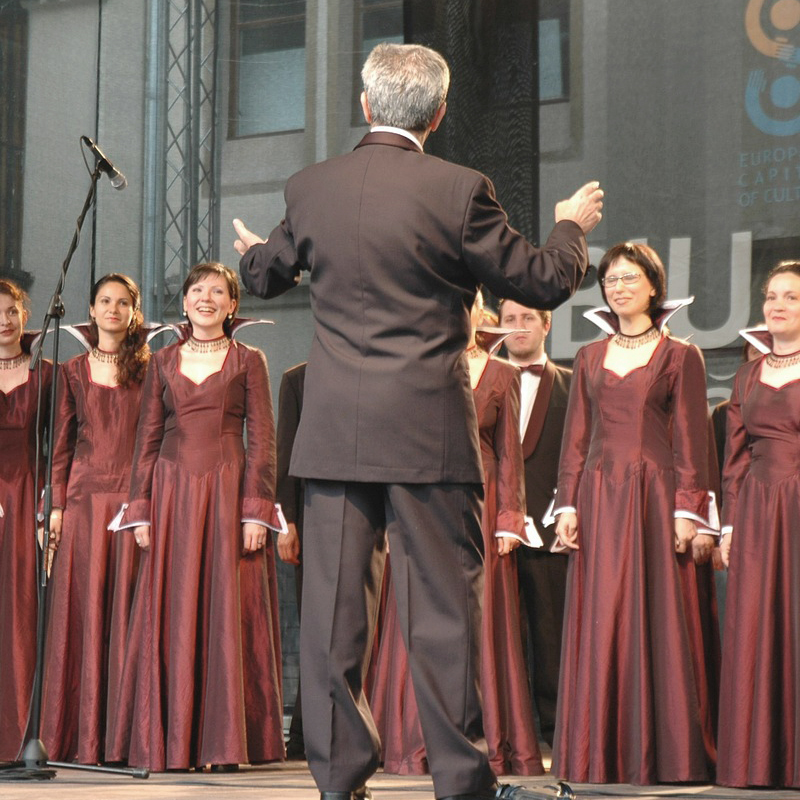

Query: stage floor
left=1, top=761, right=800, bottom=800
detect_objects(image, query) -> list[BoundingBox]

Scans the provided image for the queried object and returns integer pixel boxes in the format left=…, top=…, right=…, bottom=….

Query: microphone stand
left=0, top=162, right=148, bottom=782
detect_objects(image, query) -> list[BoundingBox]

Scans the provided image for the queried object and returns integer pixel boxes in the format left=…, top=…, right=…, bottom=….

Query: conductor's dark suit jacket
left=240, top=132, right=589, bottom=485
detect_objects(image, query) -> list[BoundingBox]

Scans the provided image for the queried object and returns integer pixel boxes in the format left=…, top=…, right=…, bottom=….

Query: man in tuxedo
left=233, top=42, right=602, bottom=800
left=275, top=361, right=307, bottom=760
left=498, top=300, right=571, bottom=748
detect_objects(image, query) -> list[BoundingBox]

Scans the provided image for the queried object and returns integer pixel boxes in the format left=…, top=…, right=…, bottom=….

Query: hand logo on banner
left=745, top=0, right=800, bottom=135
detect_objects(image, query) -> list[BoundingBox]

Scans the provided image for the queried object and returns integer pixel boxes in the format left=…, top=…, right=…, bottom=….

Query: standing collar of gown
left=582, top=297, right=695, bottom=336
left=738, top=325, right=772, bottom=354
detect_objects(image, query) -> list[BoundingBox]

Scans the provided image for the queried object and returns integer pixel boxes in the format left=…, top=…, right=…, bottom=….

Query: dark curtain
left=0, top=1, right=30, bottom=289
left=404, top=0, right=539, bottom=243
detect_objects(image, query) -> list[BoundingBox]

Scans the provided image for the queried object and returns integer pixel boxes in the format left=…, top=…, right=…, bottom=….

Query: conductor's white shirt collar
left=370, top=126, right=424, bottom=152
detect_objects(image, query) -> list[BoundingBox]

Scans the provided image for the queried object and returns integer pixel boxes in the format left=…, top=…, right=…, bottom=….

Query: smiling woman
left=105, top=262, right=287, bottom=772
left=39, top=273, right=149, bottom=764
left=0, top=278, right=52, bottom=762
left=717, top=260, right=800, bottom=788
left=550, top=242, right=719, bottom=785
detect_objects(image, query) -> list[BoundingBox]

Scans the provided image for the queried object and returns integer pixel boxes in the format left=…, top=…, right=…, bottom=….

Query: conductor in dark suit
left=233, top=43, right=603, bottom=800
left=498, top=299, right=571, bottom=748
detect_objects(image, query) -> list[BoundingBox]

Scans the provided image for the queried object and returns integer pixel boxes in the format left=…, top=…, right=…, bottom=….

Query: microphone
left=81, top=136, right=127, bottom=190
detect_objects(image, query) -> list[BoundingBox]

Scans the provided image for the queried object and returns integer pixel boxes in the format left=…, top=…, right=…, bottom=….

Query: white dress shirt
left=515, top=355, right=548, bottom=441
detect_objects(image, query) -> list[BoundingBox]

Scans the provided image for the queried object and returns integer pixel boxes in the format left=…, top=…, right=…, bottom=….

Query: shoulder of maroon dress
left=736, top=356, right=764, bottom=383
left=152, top=342, right=179, bottom=364
left=660, top=336, right=704, bottom=365
left=577, top=338, right=607, bottom=359
left=235, top=339, right=265, bottom=355
left=64, top=352, right=89, bottom=374
left=233, top=340, right=269, bottom=368
left=488, top=354, right=518, bottom=373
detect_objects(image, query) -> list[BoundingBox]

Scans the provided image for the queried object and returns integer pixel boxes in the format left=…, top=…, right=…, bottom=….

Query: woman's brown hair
left=182, top=262, right=240, bottom=337
left=89, top=273, right=150, bottom=387
left=597, top=242, right=666, bottom=318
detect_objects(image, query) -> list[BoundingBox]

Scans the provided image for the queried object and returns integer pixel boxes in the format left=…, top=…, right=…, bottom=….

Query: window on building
left=360, top=0, right=403, bottom=55
left=230, top=0, right=306, bottom=138
left=352, top=0, right=403, bottom=125
left=539, top=0, right=569, bottom=103
left=351, top=1, right=568, bottom=125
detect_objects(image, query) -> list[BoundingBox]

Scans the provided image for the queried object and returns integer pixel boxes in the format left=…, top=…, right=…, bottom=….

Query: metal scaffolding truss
left=143, top=0, right=220, bottom=322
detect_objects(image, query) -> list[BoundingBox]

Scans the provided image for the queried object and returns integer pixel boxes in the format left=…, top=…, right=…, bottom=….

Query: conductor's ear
left=360, top=92, right=373, bottom=125
left=429, top=102, right=447, bottom=132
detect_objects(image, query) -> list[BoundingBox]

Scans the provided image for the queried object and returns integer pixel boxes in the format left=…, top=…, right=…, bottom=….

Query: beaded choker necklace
left=0, top=351, right=27, bottom=370
left=90, top=347, right=120, bottom=364
left=186, top=335, right=231, bottom=354
left=766, top=348, right=800, bottom=369
left=613, top=326, right=660, bottom=349
left=466, top=344, right=485, bottom=358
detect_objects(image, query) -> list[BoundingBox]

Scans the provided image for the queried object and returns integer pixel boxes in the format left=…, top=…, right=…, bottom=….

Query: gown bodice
left=558, top=334, right=710, bottom=521
left=739, top=372, right=800, bottom=483
left=0, top=364, right=52, bottom=481
left=52, top=356, right=143, bottom=501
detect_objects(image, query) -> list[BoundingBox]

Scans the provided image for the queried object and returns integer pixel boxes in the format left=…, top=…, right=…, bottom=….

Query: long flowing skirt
left=0, top=472, right=38, bottom=761
left=41, top=488, right=139, bottom=763
left=106, top=459, right=284, bottom=770
left=552, top=468, right=716, bottom=784
left=718, top=473, right=800, bottom=788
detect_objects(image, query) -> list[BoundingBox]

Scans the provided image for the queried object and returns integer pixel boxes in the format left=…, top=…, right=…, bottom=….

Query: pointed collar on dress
left=21, top=321, right=173, bottom=355
left=582, top=297, right=695, bottom=335
left=61, top=322, right=175, bottom=351
left=738, top=325, right=771, bottom=354
left=152, top=318, right=275, bottom=345
left=474, top=326, right=525, bottom=356
left=354, top=130, right=423, bottom=154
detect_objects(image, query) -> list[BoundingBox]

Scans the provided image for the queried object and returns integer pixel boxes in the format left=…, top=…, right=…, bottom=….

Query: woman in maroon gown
left=371, top=295, right=542, bottom=776
left=0, top=279, right=52, bottom=761
left=551, top=243, right=717, bottom=785
left=106, top=262, right=285, bottom=771
left=717, top=261, right=800, bottom=788
left=40, top=274, right=148, bottom=763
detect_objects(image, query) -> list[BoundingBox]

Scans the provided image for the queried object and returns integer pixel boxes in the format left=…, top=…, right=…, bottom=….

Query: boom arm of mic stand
left=29, top=163, right=103, bottom=373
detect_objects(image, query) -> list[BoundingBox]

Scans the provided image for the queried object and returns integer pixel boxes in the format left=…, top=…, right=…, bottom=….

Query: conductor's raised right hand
left=555, top=181, right=604, bottom=235
left=232, top=218, right=267, bottom=256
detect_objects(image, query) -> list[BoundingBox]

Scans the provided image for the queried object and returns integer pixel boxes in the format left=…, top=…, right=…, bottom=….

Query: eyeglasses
left=600, top=272, right=642, bottom=288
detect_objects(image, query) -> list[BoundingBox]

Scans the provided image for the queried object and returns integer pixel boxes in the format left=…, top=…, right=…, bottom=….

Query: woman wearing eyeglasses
left=550, top=242, right=717, bottom=785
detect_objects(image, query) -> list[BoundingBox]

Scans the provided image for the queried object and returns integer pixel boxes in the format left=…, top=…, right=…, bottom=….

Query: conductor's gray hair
left=361, top=43, right=450, bottom=132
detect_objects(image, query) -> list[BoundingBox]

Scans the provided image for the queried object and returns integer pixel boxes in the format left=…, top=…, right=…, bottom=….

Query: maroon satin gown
left=0, top=360, right=52, bottom=761
left=717, top=359, right=800, bottom=788
left=39, top=354, right=143, bottom=763
left=371, top=357, right=543, bottom=776
left=552, top=337, right=716, bottom=785
left=105, top=342, right=284, bottom=770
